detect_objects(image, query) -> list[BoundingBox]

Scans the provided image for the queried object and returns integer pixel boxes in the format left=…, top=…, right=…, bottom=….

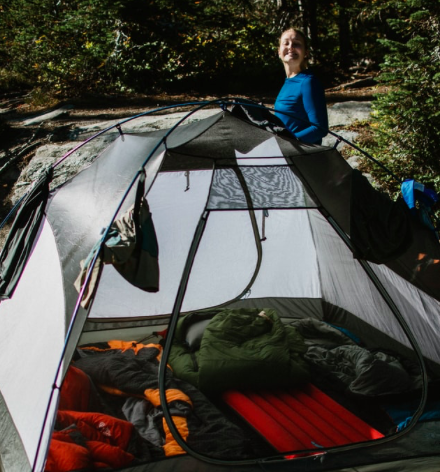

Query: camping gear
left=168, top=308, right=310, bottom=394
left=401, top=178, right=440, bottom=241
left=222, top=384, right=384, bottom=453
left=0, top=100, right=440, bottom=471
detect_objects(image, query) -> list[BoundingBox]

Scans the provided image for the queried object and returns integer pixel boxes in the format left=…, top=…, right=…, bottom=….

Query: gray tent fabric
left=230, top=100, right=290, bottom=136
left=46, top=133, right=168, bottom=325
left=286, top=146, right=440, bottom=301
left=350, top=169, right=413, bottom=263
left=0, top=168, right=53, bottom=299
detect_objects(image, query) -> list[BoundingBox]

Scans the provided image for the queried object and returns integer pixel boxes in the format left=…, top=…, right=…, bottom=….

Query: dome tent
left=0, top=100, right=439, bottom=471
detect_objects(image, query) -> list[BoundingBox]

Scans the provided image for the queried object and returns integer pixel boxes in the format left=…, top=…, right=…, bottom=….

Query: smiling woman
left=278, top=28, right=309, bottom=73
left=274, top=28, right=328, bottom=145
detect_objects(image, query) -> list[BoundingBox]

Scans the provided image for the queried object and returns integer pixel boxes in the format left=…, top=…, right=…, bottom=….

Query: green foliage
left=0, top=0, right=285, bottom=96
left=110, top=0, right=282, bottom=94
left=369, top=0, right=440, bottom=196
left=0, top=0, right=436, bottom=106
left=0, top=0, right=124, bottom=95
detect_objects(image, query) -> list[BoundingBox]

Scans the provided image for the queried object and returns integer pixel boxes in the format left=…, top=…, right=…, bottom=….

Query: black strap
left=133, top=169, right=146, bottom=230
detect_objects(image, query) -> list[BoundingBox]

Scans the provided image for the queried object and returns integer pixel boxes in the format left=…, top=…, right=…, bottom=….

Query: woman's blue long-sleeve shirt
left=275, top=70, right=328, bottom=144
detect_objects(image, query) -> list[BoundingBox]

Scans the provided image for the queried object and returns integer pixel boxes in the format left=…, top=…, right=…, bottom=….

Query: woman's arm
left=295, top=76, right=328, bottom=144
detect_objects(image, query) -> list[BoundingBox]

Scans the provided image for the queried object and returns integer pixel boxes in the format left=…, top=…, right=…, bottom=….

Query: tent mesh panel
left=207, top=166, right=317, bottom=210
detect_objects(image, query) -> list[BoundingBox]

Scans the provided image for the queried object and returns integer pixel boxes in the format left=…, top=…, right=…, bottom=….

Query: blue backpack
left=401, top=179, right=439, bottom=241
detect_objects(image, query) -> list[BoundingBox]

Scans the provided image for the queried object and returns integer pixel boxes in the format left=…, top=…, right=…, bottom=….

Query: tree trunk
left=338, top=0, right=352, bottom=68
left=305, top=0, right=318, bottom=60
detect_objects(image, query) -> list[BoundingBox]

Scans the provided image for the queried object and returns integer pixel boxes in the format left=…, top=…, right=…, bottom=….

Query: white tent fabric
left=0, top=220, right=65, bottom=466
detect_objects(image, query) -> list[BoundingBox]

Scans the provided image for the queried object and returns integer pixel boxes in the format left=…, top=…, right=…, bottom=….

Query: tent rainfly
left=0, top=100, right=440, bottom=472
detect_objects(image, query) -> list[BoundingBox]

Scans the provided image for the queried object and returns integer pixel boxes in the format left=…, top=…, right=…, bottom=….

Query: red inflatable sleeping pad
left=222, top=383, right=384, bottom=453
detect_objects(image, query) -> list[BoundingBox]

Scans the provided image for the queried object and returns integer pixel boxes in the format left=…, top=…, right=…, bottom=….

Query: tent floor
left=71, top=324, right=436, bottom=463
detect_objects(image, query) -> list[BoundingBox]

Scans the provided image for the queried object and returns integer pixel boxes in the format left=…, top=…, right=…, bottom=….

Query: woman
left=274, top=28, right=328, bottom=145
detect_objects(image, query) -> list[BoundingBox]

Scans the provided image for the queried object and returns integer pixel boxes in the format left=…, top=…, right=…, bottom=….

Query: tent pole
left=157, top=209, right=264, bottom=466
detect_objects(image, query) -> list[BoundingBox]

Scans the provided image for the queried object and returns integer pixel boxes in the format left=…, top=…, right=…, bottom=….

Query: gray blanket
left=290, top=318, right=422, bottom=396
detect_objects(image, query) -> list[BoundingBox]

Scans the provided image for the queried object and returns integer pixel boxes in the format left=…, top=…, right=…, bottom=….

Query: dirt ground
left=1, top=79, right=380, bottom=124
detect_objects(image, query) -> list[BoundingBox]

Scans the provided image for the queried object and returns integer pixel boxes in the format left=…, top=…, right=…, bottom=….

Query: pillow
left=185, top=318, right=212, bottom=350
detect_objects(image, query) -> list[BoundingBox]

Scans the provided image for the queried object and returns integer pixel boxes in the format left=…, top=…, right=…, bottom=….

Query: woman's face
left=278, top=30, right=308, bottom=71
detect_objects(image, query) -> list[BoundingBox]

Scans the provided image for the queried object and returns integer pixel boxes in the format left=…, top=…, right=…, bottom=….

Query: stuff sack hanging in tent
left=74, top=170, right=159, bottom=307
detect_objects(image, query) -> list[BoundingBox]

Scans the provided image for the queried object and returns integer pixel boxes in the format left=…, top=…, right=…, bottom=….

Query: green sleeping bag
left=168, top=308, right=310, bottom=395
